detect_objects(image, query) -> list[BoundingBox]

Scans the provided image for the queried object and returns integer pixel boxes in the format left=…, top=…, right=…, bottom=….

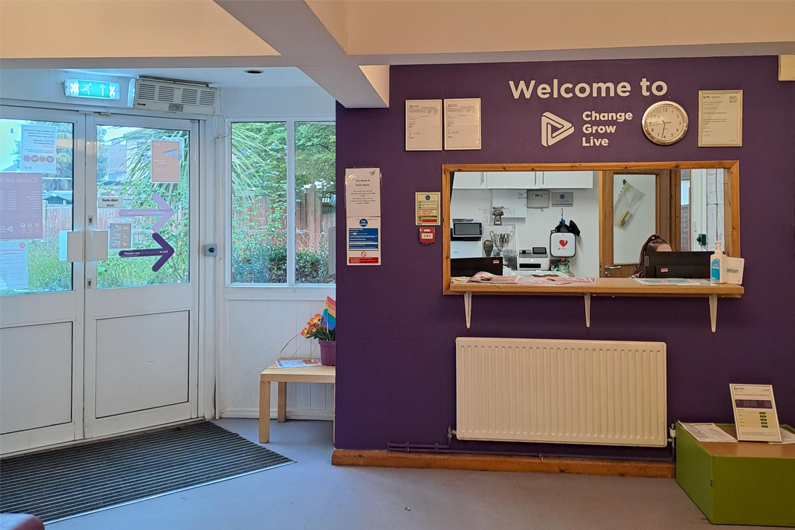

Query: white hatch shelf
left=450, top=279, right=744, bottom=333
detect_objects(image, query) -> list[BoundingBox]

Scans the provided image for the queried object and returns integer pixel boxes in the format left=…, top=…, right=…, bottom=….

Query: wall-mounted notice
left=347, top=217, right=381, bottom=265
left=405, top=100, right=442, bottom=151
left=345, top=168, right=381, bottom=218
left=20, top=125, right=57, bottom=174
left=0, top=172, right=43, bottom=240
left=109, top=222, right=132, bottom=250
left=98, top=196, right=122, bottom=208
left=415, top=192, right=440, bottom=225
left=0, top=240, right=29, bottom=290
left=151, top=140, right=181, bottom=182
left=444, top=98, right=481, bottom=150
left=699, top=90, right=743, bottom=147
left=730, top=384, right=781, bottom=442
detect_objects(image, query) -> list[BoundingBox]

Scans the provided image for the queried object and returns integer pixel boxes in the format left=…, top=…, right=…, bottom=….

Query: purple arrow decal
left=118, top=232, right=175, bottom=272
left=119, top=192, right=174, bottom=233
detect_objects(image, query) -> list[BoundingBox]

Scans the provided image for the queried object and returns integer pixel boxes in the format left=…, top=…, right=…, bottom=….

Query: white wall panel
left=220, top=297, right=334, bottom=419
left=95, top=311, right=190, bottom=418
left=0, top=322, right=73, bottom=434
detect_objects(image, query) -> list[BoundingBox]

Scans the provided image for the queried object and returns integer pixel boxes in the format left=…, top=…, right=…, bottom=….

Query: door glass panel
left=96, top=126, right=189, bottom=289
left=0, top=118, right=74, bottom=296
left=295, top=122, right=335, bottom=284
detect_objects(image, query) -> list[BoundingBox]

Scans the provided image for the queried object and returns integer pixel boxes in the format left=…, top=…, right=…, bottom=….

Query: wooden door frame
left=443, top=161, right=740, bottom=293
left=599, top=169, right=683, bottom=277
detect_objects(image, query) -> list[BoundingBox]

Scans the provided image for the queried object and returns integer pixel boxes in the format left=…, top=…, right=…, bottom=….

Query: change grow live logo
left=509, top=77, right=669, bottom=148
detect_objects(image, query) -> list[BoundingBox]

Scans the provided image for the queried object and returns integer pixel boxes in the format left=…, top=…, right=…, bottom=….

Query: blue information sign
left=348, top=228, right=379, bottom=250
left=64, top=78, right=121, bottom=100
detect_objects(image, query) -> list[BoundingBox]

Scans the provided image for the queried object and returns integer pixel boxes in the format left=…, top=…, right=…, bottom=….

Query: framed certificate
left=405, top=100, right=442, bottom=151
left=444, top=98, right=481, bottom=150
left=698, top=90, right=743, bottom=147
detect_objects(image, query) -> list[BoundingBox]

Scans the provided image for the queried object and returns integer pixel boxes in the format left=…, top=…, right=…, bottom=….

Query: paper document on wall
left=681, top=423, right=738, bottom=443
left=20, top=125, right=57, bottom=174
left=415, top=192, right=440, bottom=225
left=0, top=172, right=44, bottom=240
left=444, top=98, right=481, bottom=150
left=0, top=240, right=29, bottom=290
left=699, top=90, right=742, bottom=146
left=151, top=140, right=181, bottom=183
left=345, top=168, right=381, bottom=218
left=406, top=100, right=442, bottom=151
left=347, top=217, right=381, bottom=266
left=109, top=222, right=132, bottom=250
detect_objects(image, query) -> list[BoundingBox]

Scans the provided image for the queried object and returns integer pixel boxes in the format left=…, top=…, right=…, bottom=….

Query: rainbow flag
left=322, top=296, right=336, bottom=330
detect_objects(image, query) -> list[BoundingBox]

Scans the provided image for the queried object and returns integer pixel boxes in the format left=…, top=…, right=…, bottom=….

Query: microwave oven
left=451, top=219, right=482, bottom=240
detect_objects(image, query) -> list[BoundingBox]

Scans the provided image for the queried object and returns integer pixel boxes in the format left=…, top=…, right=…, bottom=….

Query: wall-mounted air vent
left=134, top=78, right=217, bottom=115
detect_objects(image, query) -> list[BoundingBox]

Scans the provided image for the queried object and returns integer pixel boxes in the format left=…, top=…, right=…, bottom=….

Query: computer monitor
left=644, top=251, right=711, bottom=279
left=451, top=257, right=503, bottom=278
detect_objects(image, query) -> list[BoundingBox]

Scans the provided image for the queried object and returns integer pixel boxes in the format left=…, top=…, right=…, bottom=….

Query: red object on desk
left=419, top=227, right=435, bottom=244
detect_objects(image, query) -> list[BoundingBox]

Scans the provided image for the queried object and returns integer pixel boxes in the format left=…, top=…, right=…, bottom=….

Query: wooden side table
left=259, top=360, right=336, bottom=444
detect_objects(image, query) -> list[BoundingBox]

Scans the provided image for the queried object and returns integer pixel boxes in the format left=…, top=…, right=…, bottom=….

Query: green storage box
left=676, top=423, right=795, bottom=527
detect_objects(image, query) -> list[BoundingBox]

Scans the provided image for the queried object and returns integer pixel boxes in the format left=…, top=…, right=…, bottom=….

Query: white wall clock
left=642, top=101, right=689, bottom=145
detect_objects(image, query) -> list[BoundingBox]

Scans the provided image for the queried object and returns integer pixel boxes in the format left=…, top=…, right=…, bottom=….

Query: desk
left=676, top=423, right=795, bottom=526
left=259, top=360, right=336, bottom=444
left=448, top=278, right=744, bottom=332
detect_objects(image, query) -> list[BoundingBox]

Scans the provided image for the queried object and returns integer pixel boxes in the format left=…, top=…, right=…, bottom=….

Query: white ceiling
left=5, top=2, right=793, bottom=108
left=77, top=67, right=319, bottom=89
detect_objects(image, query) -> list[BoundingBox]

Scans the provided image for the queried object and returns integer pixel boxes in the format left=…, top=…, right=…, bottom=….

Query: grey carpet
left=0, top=422, right=292, bottom=523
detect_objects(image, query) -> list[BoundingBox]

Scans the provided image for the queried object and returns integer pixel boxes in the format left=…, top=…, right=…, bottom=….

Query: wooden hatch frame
left=441, top=161, right=743, bottom=332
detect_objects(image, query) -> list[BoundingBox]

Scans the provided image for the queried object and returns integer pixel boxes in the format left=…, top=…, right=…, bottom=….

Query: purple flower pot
left=319, top=340, right=336, bottom=366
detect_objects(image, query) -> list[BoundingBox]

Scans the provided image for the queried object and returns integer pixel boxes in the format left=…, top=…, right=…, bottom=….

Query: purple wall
left=335, top=56, right=795, bottom=459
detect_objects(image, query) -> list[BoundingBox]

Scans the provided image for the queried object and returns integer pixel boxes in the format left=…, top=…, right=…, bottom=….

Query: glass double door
left=0, top=108, right=199, bottom=453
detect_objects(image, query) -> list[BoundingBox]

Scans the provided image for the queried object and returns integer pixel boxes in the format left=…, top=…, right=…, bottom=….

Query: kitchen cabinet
left=486, top=172, right=537, bottom=189
left=453, top=172, right=486, bottom=189
left=484, top=171, right=594, bottom=190
left=539, top=171, right=594, bottom=189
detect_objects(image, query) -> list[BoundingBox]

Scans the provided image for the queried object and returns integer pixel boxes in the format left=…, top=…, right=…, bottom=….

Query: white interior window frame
left=225, top=118, right=336, bottom=291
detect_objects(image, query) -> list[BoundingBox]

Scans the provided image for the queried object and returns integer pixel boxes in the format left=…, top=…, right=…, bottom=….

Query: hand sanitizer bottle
left=710, top=241, right=726, bottom=283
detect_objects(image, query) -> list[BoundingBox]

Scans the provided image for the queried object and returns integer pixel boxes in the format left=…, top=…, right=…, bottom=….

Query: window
left=230, top=121, right=335, bottom=285
left=0, top=118, right=74, bottom=296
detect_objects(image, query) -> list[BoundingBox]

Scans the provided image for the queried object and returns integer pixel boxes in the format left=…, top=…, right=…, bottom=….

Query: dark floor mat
left=0, top=422, right=292, bottom=522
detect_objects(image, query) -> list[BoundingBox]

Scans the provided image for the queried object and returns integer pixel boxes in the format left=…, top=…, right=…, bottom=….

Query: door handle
left=604, top=265, right=621, bottom=277
left=86, top=230, right=109, bottom=261
left=59, top=230, right=83, bottom=262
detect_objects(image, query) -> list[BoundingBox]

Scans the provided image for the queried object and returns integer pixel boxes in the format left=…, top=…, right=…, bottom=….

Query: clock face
left=642, top=101, right=689, bottom=145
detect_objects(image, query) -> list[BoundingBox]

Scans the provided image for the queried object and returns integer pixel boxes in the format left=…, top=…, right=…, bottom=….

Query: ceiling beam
left=214, top=0, right=388, bottom=108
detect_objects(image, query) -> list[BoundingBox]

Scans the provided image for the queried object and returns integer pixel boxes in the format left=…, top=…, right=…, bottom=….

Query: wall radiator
left=456, top=338, right=667, bottom=447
